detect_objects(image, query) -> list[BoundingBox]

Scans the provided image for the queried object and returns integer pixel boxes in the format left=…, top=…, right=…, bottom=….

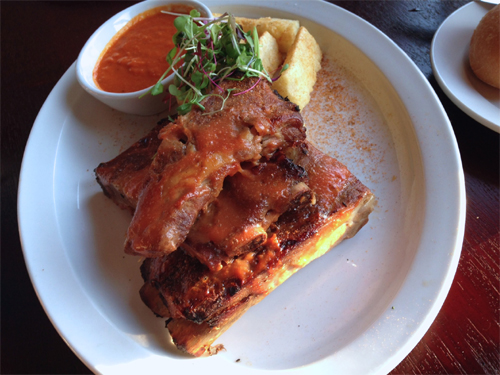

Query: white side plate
left=431, top=1, right=500, bottom=133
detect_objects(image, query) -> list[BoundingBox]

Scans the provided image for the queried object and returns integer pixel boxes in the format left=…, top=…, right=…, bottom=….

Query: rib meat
left=94, top=119, right=170, bottom=213
left=140, top=141, right=375, bottom=355
left=125, top=78, right=305, bottom=258
left=183, top=152, right=311, bottom=271
left=94, top=123, right=311, bottom=272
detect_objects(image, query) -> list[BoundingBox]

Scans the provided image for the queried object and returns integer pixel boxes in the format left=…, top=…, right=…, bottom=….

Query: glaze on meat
left=139, top=141, right=374, bottom=329
left=183, top=152, right=311, bottom=271
left=125, top=78, right=305, bottom=257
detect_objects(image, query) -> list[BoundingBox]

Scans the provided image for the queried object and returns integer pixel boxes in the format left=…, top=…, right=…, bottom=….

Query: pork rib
left=94, top=123, right=311, bottom=271
left=183, top=152, right=312, bottom=271
left=94, top=87, right=375, bottom=357
left=125, top=78, right=305, bottom=258
left=94, top=119, right=170, bottom=213
left=140, top=142, right=375, bottom=355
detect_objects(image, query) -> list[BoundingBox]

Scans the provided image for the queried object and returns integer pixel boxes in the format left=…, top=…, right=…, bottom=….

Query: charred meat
left=125, top=78, right=305, bottom=258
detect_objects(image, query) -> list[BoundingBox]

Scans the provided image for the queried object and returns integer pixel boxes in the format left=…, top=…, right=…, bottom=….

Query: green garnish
left=145, top=10, right=276, bottom=115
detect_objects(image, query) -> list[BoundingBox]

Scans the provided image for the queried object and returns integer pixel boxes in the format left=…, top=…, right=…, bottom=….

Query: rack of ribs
left=94, top=79, right=375, bottom=357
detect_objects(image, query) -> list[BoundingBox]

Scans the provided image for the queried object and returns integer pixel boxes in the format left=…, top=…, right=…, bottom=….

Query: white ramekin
left=76, top=0, right=212, bottom=116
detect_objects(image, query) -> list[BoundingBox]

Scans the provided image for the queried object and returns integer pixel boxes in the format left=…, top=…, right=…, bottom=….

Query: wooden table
left=2, top=1, right=498, bottom=374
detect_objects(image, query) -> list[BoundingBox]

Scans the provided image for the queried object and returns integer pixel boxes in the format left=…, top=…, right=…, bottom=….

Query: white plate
left=431, top=1, right=500, bottom=133
left=18, top=1, right=465, bottom=374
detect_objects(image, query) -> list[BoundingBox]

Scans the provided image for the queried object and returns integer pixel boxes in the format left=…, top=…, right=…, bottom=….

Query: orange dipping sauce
left=94, top=5, right=192, bottom=93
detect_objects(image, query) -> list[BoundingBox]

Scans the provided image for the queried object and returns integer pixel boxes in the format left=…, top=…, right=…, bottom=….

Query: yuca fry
left=272, top=26, right=322, bottom=111
left=236, top=17, right=299, bottom=53
left=259, top=31, right=282, bottom=74
left=212, top=13, right=321, bottom=111
left=213, top=13, right=299, bottom=53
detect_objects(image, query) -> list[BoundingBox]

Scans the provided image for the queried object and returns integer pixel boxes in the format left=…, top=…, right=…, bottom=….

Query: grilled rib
left=125, top=78, right=305, bottom=258
left=94, top=119, right=170, bottom=213
left=140, top=142, right=375, bottom=355
left=183, top=152, right=311, bottom=271
left=95, top=123, right=310, bottom=271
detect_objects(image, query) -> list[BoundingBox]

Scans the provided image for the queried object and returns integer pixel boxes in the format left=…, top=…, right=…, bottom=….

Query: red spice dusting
left=302, top=56, right=389, bottom=185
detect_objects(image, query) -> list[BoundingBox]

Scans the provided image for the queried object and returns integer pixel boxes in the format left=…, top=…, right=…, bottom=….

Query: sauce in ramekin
left=94, top=5, right=191, bottom=93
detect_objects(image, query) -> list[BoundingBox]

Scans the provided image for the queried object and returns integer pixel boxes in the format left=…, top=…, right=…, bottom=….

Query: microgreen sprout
left=144, top=10, right=282, bottom=115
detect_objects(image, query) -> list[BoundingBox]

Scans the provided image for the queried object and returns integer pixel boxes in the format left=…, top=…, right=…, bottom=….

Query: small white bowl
left=76, top=0, right=212, bottom=116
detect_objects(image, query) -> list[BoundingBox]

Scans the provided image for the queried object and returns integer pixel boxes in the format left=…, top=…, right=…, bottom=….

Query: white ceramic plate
left=431, top=1, right=500, bottom=133
left=18, top=1, right=465, bottom=374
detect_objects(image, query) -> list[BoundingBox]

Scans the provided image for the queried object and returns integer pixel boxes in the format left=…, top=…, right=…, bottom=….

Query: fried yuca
left=259, top=31, right=282, bottom=74
left=212, top=14, right=322, bottom=111
left=272, top=26, right=322, bottom=111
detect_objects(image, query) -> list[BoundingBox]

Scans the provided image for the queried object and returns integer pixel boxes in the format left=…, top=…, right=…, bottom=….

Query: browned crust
left=125, top=78, right=306, bottom=258
left=139, top=143, right=375, bottom=356
left=94, top=119, right=170, bottom=212
left=166, top=188, right=374, bottom=356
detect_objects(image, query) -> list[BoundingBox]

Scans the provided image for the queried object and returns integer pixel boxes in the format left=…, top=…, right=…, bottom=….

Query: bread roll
left=469, top=5, right=500, bottom=89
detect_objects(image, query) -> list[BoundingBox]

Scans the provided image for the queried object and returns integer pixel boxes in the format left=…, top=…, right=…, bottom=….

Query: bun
left=469, top=5, right=500, bottom=88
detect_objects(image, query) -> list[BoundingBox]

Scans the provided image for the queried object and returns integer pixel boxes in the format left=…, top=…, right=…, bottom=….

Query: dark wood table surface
left=2, top=1, right=498, bottom=374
